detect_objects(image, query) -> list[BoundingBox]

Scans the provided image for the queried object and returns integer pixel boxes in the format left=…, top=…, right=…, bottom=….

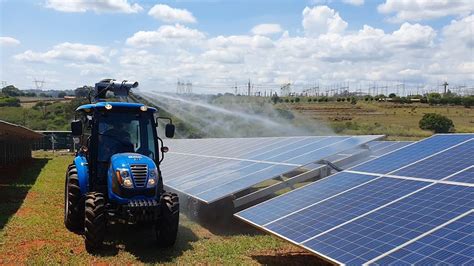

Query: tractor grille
left=130, top=164, right=148, bottom=187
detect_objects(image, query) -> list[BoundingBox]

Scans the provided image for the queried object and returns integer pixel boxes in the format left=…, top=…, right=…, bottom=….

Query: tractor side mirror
left=71, top=120, right=83, bottom=136
left=165, top=124, right=175, bottom=138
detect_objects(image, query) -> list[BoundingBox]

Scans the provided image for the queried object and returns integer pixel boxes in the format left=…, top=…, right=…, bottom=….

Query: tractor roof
left=76, top=102, right=157, bottom=113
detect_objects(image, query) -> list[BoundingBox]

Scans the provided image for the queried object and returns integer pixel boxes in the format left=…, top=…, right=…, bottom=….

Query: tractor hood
left=110, top=153, right=157, bottom=171
left=108, top=153, right=159, bottom=202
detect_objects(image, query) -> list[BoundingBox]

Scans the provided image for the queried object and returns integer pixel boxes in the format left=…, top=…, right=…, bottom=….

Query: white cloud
left=378, top=0, right=474, bottom=22
left=5, top=5, right=473, bottom=91
left=148, top=4, right=196, bottom=23
left=126, top=24, right=205, bottom=47
left=251, top=24, right=283, bottom=35
left=342, top=0, right=364, bottom=6
left=302, top=5, right=348, bottom=36
left=14, top=42, right=108, bottom=64
left=442, top=15, right=474, bottom=48
left=202, top=49, right=244, bottom=64
left=45, top=0, right=143, bottom=13
left=209, top=35, right=274, bottom=49
left=0, top=36, right=20, bottom=47
left=386, top=22, right=436, bottom=48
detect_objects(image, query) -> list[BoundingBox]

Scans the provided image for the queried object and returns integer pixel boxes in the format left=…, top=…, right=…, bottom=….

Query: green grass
left=0, top=152, right=326, bottom=265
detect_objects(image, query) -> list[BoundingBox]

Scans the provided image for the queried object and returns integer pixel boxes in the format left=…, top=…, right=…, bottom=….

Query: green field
left=290, top=101, right=474, bottom=140
left=0, top=152, right=327, bottom=265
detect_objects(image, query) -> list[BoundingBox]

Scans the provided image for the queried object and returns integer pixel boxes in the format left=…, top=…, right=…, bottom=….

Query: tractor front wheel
left=64, top=165, right=84, bottom=232
left=156, top=192, right=179, bottom=247
left=84, top=192, right=106, bottom=252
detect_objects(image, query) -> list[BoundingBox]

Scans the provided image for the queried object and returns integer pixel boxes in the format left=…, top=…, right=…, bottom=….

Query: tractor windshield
left=97, top=112, right=157, bottom=162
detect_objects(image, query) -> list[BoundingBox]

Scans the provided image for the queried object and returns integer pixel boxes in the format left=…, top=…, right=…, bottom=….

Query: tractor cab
left=65, top=80, right=179, bottom=252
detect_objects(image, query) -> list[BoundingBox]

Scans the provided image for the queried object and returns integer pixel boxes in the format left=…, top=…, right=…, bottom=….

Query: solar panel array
left=367, top=141, right=414, bottom=157
left=236, top=134, right=474, bottom=265
left=161, top=135, right=381, bottom=203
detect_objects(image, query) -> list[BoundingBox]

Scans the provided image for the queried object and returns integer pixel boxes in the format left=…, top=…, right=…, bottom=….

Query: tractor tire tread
left=156, top=192, right=179, bottom=247
left=64, top=165, right=84, bottom=232
left=84, top=192, right=106, bottom=252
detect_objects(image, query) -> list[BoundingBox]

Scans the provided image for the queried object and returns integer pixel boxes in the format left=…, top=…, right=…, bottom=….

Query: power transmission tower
left=33, top=78, right=46, bottom=89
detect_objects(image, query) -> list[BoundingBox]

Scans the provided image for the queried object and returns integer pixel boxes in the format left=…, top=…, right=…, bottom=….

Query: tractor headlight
left=149, top=168, right=157, bottom=178
left=123, top=178, right=133, bottom=188
left=116, top=169, right=133, bottom=188
left=120, top=170, right=130, bottom=178
left=147, top=168, right=158, bottom=187
left=147, top=178, right=156, bottom=187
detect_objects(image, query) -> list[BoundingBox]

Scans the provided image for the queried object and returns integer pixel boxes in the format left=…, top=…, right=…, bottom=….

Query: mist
left=137, top=90, right=334, bottom=138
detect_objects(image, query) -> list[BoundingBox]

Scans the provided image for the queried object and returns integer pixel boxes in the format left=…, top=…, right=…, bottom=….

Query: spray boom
left=93, top=79, right=138, bottom=102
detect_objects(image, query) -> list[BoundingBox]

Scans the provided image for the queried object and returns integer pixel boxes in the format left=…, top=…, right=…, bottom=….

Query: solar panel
left=392, top=140, right=474, bottom=180
left=162, top=135, right=381, bottom=203
left=351, top=134, right=473, bottom=174
left=329, top=141, right=414, bottom=169
left=303, top=184, right=473, bottom=265
left=370, top=141, right=413, bottom=157
left=371, top=211, right=473, bottom=265
left=446, top=166, right=474, bottom=183
left=235, top=134, right=474, bottom=264
left=236, top=172, right=377, bottom=226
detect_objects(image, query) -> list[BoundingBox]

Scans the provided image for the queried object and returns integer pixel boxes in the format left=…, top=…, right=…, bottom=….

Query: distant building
left=0, top=120, right=43, bottom=168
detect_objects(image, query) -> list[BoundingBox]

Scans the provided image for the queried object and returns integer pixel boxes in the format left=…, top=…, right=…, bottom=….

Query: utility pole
left=248, top=79, right=251, bottom=96
left=442, top=81, right=449, bottom=94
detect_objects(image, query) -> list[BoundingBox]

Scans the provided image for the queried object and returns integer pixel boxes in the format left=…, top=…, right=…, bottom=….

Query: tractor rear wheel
left=156, top=192, right=179, bottom=247
left=64, top=165, right=84, bottom=232
left=84, top=192, right=106, bottom=252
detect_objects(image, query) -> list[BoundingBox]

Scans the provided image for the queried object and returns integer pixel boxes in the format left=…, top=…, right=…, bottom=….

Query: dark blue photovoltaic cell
left=304, top=184, right=474, bottom=265
left=352, top=134, right=474, bottom=174
left=373, top=212, right=474, bottom=265
left=265, top=178, right=428, bottom=243
left=195, top=164, right=296, bottom=202
left=447, top=167, right=474, bottom=183
left=235, top=172, right=376, bottom=226
left=287, top=136, right=380, bottom=165
left=367, top=141, right=394, bottom=150
left=393, top=140, right=474, bottom=180
left=371, top=142, right=413, bottom=157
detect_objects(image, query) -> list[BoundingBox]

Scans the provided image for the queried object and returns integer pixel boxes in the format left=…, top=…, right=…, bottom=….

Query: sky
left=0, top=0, right=473, bottom=94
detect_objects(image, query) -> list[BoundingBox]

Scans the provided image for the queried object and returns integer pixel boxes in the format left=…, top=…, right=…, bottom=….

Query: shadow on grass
left=0, top=158, right=50, bottom=230
left=91, top=222, right=198, bottom=263
left=252, top=251, right=331, bottom=266
left=180, top=196, right=264, bottom=236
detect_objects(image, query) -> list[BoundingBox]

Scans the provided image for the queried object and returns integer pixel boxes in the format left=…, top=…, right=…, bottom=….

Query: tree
left=419, top=113, right=454, bottom=133
left=462, top=96, right=474, bottom=108
left=388, top=93, right=397, bottom=98
left=2, top=85, right=23, bottom=97
left=427, top=93, right=442, bottom=105
left=0, top=96, right=20, bottom=107
left=75, top=86, right=90, bottom=98
left=58, top=92, right=67, bottom=98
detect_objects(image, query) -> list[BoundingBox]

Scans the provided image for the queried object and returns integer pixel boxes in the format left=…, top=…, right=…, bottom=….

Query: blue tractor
left=64, top=79, right=179, bottom=251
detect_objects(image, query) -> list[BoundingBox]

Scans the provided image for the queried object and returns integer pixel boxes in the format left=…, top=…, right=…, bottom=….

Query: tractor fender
left=74, top=155, right=89, bottom=195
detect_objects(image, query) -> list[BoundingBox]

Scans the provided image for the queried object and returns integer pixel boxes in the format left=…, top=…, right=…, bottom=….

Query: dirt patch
left=15, top=207, right=34, bottom=217
left=1, top=239, right=55, bottom=264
